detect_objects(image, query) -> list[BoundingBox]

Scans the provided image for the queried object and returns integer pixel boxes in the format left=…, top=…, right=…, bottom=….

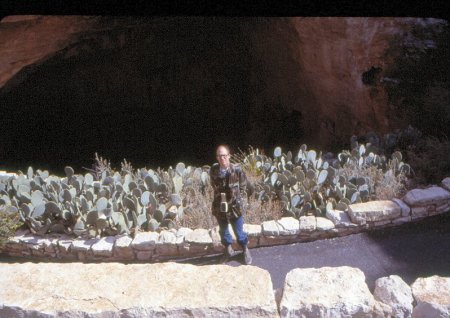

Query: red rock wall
left=0, top=16, right=433, bottom=168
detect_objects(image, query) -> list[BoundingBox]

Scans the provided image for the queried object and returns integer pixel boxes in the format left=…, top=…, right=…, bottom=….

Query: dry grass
left=245, top=197, right=283, bottom=225
left=177, top=184, right=217, bottom=230
left=0, top=205, right=23, bottom=248
left=339, top=164, right=407, bottom=200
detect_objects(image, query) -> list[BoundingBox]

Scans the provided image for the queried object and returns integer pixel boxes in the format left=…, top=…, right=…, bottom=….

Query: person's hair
left=216, top=144, right=231, bottom=155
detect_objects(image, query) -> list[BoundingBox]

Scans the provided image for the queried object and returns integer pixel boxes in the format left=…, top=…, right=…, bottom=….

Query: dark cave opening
left=361, top=66, right=382, bottom=86
left=0, top=18, right=305, bottom=174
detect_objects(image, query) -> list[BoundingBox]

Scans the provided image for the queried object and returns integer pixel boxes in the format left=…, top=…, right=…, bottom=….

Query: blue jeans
left=217, top=216, right=248, bottom=247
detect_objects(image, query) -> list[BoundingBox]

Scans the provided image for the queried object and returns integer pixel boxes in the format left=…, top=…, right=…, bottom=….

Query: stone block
left=374, top=275, right=413, bottom=318
left=442, top=177, right=450, bottom=192
left=278, top=217, right=300, bottom=235
left=178, top=243, right=211, bottom=257
left=372, top=220, right=392, bottom=227
left=185, top=228, right=213, bottom=245
left=155, top=230, right=179, bottom=257
left=280, top=266, right=379, bottom=317
left=261, top=220, right=280, bottom=236
left=259, top=235, right=298, bottom=247
left=131, top=231, right=159, bottom=251
left=71, top=238, right=97, bottom=252
left=299, top=216, right=316, bottom=232
left=175, top=227, right=193, bottom=246
left=209, top=225, right=225, bottom=252
left=348, top=200, right=401, bottom=225
left=113, top=234, right=135, bottom=260
left=244, top=223, right=262, bottom=237
left=316, top=217, right=335, bottom=231
left=244, top=224, right=261, bottom=248
left=0, top=262, right=278, bottom=317
left=411, top=206, right=429, bottom=219
left=411, top=275, right=450, bottom=318
left=392, top=198, right=411, bottom=217
left=403, top=186, right=450, bottom=206
left=136, top=250, right=153, bottom=261
left=392, top=216, right=412, bottom=225
left=435, top=202, right=450, bottom=213
left=57, top=235, right=74, bottom=254
left=326, top=209, right=357, bottom=228
left=91, top=236, right=115, bottom=257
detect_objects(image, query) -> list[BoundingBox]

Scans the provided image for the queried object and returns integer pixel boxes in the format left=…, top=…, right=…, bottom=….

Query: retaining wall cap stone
left=442, top=177, right=450, bottom=192
left=71, top=238, right=97, bottom=252
left=279, top=266, right=377, bottom=317
left=299, top=216, right=316, bottom=232
left=176, top=227, right=193, bottom=237
left=131, top=231, right=159, bottom=250
left=114, top=234, right=133, bottom=248
left=277, top=217, right=300, bottom=235
left=326, top=209, right=356, bottom=227
left=91, top=236, right=115, bottom=256
left=158, top=230, right=177, bottom=245
left=392, top=198, right=412, bottom=217
left=0, top=262, right=278, bottom=317
left=348, top=200, right=401, bottom=224
left=243, top=223, right=262, bottom=236
left=262, top=220, right=280, bottom=236
left=316, top=217, right=335, bottom=231
left=403, top=186, right=450, bottom=206
left=185, top=228, right=213, bottom=244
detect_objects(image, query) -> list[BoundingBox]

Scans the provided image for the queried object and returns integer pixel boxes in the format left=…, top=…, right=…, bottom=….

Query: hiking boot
left=243, top=245, right=252, bottom=265
left=221, top=245, right=235, bottom=263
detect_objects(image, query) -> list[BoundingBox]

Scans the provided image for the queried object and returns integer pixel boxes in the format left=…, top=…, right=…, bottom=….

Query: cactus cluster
left=0, top=139, right=410, bottom=236
left=240, top=141, right=410, bottom=218
left=0, top=163, right=210, bottom=237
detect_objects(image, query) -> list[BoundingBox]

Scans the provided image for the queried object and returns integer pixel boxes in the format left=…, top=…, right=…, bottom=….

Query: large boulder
left=411, top=275, right=450, bottom=318
left=279, top=266, right=388, bottom=317
left=0, top=262, right=278, bottom=317
left=374, top=275, right=413, bottom=318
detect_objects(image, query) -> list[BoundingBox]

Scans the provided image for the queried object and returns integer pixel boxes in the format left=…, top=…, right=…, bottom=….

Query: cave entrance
left=0, top=17, right=305, bottom=173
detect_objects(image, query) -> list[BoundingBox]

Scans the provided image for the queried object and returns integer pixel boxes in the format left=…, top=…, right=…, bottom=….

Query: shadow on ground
left=178, top=213, right=450, bottom=291
left=2, top=213, right=449, bottom=291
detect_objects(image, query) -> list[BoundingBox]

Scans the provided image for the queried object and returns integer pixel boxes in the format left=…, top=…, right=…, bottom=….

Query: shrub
left=405, top=135, right=450, bottom=186
left=0, top=139, right=416, bottom=237
left=0, top=205, right=23, bottom=248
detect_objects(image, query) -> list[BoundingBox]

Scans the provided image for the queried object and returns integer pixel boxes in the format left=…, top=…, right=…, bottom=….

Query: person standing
left=210, top=145, right=252, bottom=265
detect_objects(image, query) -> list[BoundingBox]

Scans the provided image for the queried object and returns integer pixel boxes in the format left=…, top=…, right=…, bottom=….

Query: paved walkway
left=2, top=213, right=449, bottom=292
left=182, top=213, right=450, bottom=290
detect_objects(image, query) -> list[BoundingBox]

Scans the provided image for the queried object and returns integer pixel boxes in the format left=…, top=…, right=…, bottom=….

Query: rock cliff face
left=0, top=16, right=441, bottom=169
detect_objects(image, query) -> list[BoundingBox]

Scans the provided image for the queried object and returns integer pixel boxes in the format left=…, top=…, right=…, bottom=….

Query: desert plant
left=0, top=205, right=23, bottom=248
left=178, top=184, right=216, bottom=229
left=0, top=138, right=419, bottom=238
left=245, top=196, right=283, bottom=225
left=405, top=135, right=450, bottom=186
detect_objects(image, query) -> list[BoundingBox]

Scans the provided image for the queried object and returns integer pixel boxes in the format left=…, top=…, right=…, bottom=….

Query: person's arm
left=239, top=168, right=247, bottom=198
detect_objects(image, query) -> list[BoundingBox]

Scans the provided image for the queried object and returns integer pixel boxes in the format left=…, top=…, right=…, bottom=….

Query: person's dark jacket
left=210, top=163, right=247, bottom=220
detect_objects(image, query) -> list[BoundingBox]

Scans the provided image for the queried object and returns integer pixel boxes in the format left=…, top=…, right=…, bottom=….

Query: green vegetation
left=0, top=134, right=413, bottom=238
left=0, top=205, right=23, bottom=248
